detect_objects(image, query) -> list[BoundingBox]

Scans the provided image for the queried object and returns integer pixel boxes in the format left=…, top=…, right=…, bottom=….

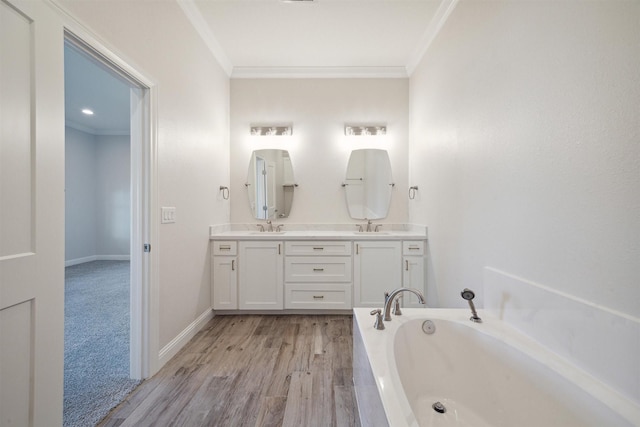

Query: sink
left=353, top=231, right=390, bottom=235
left=249, top=231, right=287, bottom=235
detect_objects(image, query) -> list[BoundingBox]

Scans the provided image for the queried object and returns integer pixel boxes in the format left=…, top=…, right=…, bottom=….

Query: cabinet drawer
left=285, top=256, right=352, bottom=282
left=285, top=241, right=352, bottom=256
left=284, top=284, right=352, bottom=309
left=213, top=241, right=237, bottom=255
left=403, top=241, right=424, bottom=256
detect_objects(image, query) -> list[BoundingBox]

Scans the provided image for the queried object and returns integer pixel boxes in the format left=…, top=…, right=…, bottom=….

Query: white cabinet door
left=212, top=256, right=238, bottom=309
left=403, top=256, right=426, bottom=307
left=353, top=241, right=401, bottom=307
left=239, top=241, right=283, bottom=310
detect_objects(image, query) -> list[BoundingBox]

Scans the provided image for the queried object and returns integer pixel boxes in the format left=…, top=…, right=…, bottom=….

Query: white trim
left=65, top=256, right=97, bottom=267
left=158, top=309, right=213, bottom=367
left=65, top=119, right=130, bottom=136
left=65, top=255, right=131, bottom=267
left=231, top=66, right=408, bottom=79
left=177, top=0, right=233, bottom=76
left=48, top=1, right=158, bottom=88
left=405, top=0, right=459, bottom=76
left=53, top=0, right=160, bottom=381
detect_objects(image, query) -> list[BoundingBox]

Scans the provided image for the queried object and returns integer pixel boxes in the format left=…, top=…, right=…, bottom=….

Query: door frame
left=61, top=24, right=159, bottom=379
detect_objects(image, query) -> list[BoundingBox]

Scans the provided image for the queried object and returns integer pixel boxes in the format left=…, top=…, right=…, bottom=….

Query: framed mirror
left=246, top=149, right=295, bottom=220
left=344, top=149, right=393, bottom=220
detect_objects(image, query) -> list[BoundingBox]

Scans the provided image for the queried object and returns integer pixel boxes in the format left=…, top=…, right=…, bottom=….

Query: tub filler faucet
left=383, top=288, right=426, bottom=321
left=461, top=288, right=482, bottom=323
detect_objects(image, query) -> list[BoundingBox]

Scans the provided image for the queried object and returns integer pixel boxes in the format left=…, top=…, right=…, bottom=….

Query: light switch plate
left=161, top=207, right=176, bottom=224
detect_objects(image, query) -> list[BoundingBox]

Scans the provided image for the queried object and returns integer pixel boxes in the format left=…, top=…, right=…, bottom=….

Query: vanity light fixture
left=250, top=124, right=293, bottom=136
left=345, top=124, right=386, bottom=136
left=81, top=108, right=94, bottom=116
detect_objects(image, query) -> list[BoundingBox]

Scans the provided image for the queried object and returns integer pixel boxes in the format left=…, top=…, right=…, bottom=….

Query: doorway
left=63, top=33, right=151, bottom=426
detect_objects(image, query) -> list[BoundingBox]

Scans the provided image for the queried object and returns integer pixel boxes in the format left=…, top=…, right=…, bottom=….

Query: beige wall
left=409, top=1, right=640, bottom=315
left=230, top=78, right=409, bottom=225
left=57, top=0, right=231, bottom=350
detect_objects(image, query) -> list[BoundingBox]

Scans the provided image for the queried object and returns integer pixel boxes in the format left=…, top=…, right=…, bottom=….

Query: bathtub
left=353, top=308, right=640, bottom=427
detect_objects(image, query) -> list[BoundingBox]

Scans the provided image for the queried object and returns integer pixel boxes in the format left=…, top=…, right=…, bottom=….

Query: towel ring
left=219, top=186, right=230, bottom=200
left=409, top=186, right=418, bottom=200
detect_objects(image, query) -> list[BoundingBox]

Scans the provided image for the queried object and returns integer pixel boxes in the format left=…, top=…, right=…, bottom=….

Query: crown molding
left=66, top=120, right=130, bottom=136
left=405, top=0, right=459, bottom=76
left=177, top=0, right=233, bottom=76
left=231, top=66, right=408, bottom=79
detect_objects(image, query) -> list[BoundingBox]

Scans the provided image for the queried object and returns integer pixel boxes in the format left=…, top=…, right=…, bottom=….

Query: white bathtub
left=353, top=308, right=640, bottom=427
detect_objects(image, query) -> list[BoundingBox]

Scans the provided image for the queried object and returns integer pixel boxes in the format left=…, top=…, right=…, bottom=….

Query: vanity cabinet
left=211, top=241, right=238, bottom=309
left=353, top=241, right=402, bottom=307
left=211, top=234, right=426, bottom=312
left=238, top=241, right=284, bottom=310
left=402, top=241, right=426, bottom=307
left=284, top=241, right=352, bottom=309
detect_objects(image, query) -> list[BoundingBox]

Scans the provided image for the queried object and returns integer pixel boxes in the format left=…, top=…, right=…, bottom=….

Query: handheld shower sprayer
left=461, top=288, right=482, bottom=323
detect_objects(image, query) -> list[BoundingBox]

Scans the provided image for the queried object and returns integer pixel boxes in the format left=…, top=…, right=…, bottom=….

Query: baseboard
left=65, top=255, right=98, bottom=267
left=158, top=309, right=214, bottom=368
left=65, top=255, right=131, bottom=267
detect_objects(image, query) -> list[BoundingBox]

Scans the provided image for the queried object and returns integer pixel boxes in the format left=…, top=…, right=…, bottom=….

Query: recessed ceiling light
left=81, top=108, right=94, bottom=116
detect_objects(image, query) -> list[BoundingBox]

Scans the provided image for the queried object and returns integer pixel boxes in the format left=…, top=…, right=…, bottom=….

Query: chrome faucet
left=383, top=288, right=426, bottom=321
left=461, top=288, right=482, bottom=323
left=266, top=220, right=273, bottom=232
left=366, top=219, right=373, bottom=232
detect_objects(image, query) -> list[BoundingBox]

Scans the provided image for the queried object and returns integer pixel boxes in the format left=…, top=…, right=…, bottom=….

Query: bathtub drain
left=432, top=402, right=447, bottom=414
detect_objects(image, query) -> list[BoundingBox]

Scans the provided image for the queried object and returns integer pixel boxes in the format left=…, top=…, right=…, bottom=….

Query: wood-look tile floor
left=99, top=315, right=361, bottom=427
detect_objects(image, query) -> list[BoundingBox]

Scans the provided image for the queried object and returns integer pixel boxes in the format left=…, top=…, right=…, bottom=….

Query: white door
left=1, top=0, right=65, bottom=425
left=266, top=161, right=277, bottom=218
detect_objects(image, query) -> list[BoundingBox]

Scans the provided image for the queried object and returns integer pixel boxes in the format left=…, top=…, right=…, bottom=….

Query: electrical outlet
left=161, top=207, right=176, bottom=224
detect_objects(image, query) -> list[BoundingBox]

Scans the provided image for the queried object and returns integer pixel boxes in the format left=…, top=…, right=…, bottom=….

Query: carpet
left=64, top=260, right=141, bottom=427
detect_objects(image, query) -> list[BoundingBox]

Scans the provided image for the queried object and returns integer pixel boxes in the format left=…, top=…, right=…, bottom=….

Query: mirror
left=246, top=149, right=295, bottom=220
left=344, top=149, right=393, bottom=220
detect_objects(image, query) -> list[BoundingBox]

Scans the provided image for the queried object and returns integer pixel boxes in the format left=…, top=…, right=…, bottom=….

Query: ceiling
left=182, top=0, right=452, bottom=77
left=64, top=43, right=131, bottom=136
left=64, top=0, right=453, bottom=134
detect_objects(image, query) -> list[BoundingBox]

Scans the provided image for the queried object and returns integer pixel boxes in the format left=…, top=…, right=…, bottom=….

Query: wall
left=230, top=79, right=409, bottom=225
left=57, top=0, right=231, bottom=351
left=409, top=0, right=639, bottom=403
left=65, top=128, right=130, bottom=264
left=65, top=127, right=98, bottom=262
left=95, top=134, right=130, bottom=257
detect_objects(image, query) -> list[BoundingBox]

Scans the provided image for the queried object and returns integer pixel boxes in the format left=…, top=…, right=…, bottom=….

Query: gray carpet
left=64, top=260, right=141, bottom=427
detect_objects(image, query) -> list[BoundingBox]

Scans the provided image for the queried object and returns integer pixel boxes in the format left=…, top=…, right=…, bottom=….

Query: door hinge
left=144, top=243, right=151, bottom=253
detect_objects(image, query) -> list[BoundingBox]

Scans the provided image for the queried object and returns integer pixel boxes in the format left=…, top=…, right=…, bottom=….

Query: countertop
left=209, top=224, right=427, bottom=241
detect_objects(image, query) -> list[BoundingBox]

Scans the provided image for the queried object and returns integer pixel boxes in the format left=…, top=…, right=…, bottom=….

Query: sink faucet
left=383, top=288, right=426, bottom=321
left=366, top=219, right=373, bottom=232
left=266, top=220, right=273, bottom=232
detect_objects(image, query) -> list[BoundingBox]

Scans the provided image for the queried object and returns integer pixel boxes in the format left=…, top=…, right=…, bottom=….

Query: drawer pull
left=232, top=260, right=235, bottom=271
left=313, top=268, right=325, bottom=272
left=219, top=245, right=231, bottom=250
left=313, top=295, right=324, bottom=299
left=405, top=260, right=409, bottom=271
left=408, top=246, right=420, bottom=250
left=313, top=247, right=324, bottom=250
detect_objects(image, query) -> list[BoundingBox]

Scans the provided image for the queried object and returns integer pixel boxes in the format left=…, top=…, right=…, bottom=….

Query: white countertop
left=209, top=224, right=427, bottom=240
